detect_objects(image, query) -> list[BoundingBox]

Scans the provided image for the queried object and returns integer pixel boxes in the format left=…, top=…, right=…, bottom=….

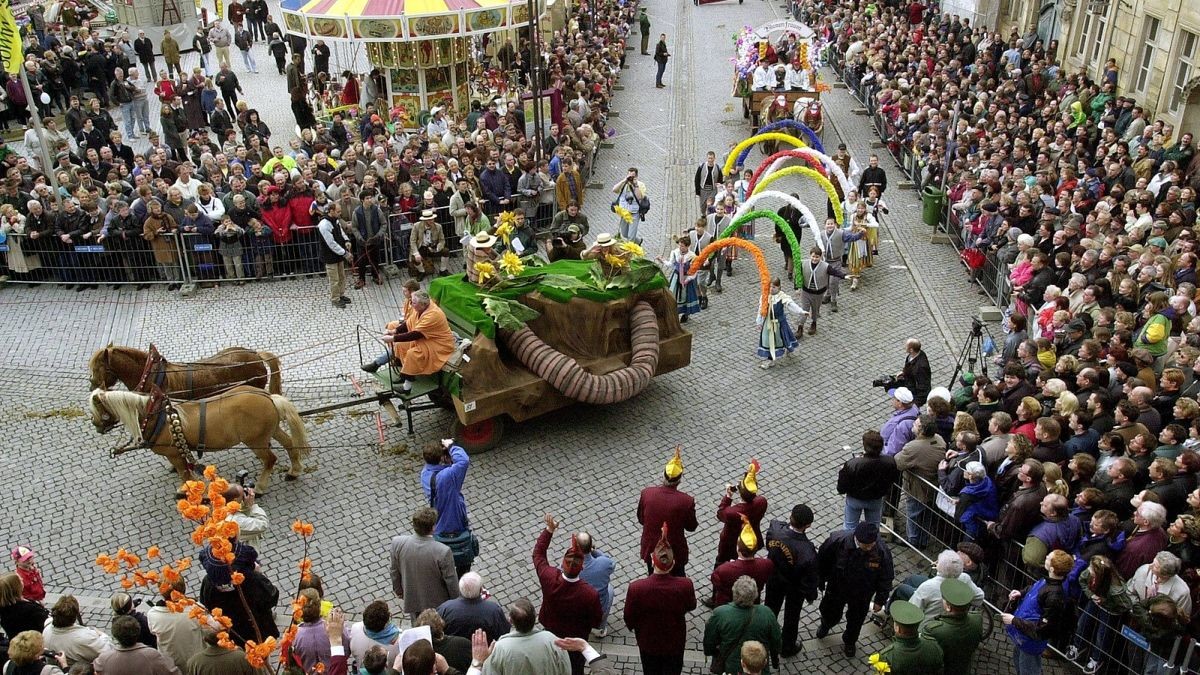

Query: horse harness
left=136, top=344, right=199, bottom=399
left=138, top=386, right=205, bottom=469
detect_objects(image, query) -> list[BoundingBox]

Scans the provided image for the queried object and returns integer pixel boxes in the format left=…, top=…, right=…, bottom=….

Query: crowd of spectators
left=797, top=0, right=1200, bottom=671
left=0, top=0, right=632, bottom=293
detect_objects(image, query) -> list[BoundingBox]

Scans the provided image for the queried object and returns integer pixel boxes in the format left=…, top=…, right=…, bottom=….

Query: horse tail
left=259, top=351, right=283, bottom=394
left=271, top=394, right=309, bottom=461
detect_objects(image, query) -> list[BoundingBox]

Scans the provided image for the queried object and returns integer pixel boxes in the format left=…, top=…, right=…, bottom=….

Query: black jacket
left=816, top=529, right=893, bottom=605
left=134, top=37, right=155, bottom=61
left=897, top=350, right=932, bottom=405
left=837, top=454, right=899, bottom=500
left=764, top=520, right=818, bottom=601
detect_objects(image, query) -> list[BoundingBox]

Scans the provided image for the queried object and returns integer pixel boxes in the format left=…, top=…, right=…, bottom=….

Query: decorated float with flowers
left=401, top=216, right=693, bottom=451
left=732, top=20, right=831, bottom=133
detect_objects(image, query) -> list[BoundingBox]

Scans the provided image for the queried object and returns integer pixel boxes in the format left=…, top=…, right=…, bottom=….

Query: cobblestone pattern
left=0, top=1, right=1037, bottom=674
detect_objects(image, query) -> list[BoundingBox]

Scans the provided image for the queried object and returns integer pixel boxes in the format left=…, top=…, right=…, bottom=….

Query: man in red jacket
left=714, top=460, right=769, bottom=568
left=637, top=447, right=699, bottom=576
left=708, top=517, right=775, bottom=607
left=534, top=513, right=602, bottom=675
left=624, top=525, right=697, bottom=675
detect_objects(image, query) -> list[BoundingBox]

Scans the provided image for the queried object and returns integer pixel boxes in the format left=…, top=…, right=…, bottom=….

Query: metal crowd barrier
left=0, top=231, right=186, bottom=287
left=881, top=473, right=1190, bottom=674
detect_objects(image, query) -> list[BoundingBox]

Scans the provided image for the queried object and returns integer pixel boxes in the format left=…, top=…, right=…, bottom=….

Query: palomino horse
left=88, top=385, right=310, bottom=494
left=88, top=344, right=282, bottom=397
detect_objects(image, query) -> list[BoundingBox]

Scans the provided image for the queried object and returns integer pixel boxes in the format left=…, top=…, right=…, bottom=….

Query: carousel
left=279, top=0, right=534, bottom=117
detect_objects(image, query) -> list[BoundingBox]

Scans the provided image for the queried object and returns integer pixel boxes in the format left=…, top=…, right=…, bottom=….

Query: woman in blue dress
left=657, top=235, right=701, bottom=323
left=757, top=277, right=807, bottom=368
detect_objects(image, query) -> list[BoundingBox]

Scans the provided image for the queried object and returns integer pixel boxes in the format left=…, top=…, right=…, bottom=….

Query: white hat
left=776, top=94, right=786, bottom=106
left=431, top=106, right=444, bottom=115
left=423, top=190, right=435, bottom=200
left=471, top=231, right=497, bottom=248
left=890, top=387, right=914, bottom=404
left=927, top=387, right=952, bottom=404
left=419, top=209, right=436, bottom=221
left=595, top=233, right=615, bottom=246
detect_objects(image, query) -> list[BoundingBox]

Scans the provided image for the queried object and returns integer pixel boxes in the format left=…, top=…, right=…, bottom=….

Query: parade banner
left=0, top=0, right=22, bottom=75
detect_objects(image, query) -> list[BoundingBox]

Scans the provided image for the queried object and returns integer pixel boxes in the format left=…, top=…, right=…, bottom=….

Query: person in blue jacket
left=420, top=438, right=475, bottom=576
left=1002, top=549, right=1075, bottom=674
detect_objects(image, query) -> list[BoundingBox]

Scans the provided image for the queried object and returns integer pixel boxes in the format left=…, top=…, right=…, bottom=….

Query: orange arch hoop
left=687, top=239, right=772, bottom=317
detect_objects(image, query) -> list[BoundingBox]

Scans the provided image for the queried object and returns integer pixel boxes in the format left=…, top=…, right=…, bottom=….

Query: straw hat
left=471, top=232, right=497, bottom=249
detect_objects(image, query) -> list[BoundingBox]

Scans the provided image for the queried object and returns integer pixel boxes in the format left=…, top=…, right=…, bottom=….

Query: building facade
left=1057, top=0, right=1200, bottom=133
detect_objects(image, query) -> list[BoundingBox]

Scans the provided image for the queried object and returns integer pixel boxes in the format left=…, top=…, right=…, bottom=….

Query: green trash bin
left=921, top=186, right=946, bottom=227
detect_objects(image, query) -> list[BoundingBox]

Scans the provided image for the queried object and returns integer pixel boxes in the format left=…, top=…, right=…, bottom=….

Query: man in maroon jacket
left=624, top=524, right=697, bottom=675
left=708, top=516, right=775, bottom=607
left=637, top=447, right=699, bottom=576
left=534, top=513, right=602, bottom=675
left=715, top=459, right=769, bottom=568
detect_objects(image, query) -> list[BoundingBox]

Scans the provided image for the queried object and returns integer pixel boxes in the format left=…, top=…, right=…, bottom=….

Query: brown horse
left=88, top=344, right=282, bottom=397
left=88, top=386, right=310, bottom=494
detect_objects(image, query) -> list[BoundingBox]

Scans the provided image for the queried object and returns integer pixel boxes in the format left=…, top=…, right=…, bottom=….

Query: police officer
left=921, top=578, right=983, bottom=674
left=876, top=600, right=944, bottom=674
left=764, top=504, right=819, bottom=658
left=815, top=521, right=894, bottom=658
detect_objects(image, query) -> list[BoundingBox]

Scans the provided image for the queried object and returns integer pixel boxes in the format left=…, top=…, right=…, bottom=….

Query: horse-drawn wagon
left=310, top=257, right=694, bottom=452
left=732, top=20, right=828, bottom=135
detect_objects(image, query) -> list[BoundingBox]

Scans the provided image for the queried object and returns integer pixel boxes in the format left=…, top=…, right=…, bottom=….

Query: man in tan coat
left=409, top=209, right=448, bottom=278
left=895, top=413, right=945, bottom=549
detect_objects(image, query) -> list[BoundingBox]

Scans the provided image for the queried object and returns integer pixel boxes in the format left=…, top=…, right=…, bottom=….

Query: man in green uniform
left=875, top=600, right=943, bottom=674
left=921, top=578, right=983, bottom=674
left=638, top=9, right=651, bottom=55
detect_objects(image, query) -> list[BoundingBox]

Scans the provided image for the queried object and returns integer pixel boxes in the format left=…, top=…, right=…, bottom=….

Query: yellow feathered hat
left=738, top=514, right=757, bottom=550
left=664, top=446, right=684, bottom=480
left=741, top=459, right=761, bottom=494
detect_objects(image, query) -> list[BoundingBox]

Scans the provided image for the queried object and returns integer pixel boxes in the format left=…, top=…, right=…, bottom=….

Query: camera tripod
left=947, top=318, right=992, bottom=389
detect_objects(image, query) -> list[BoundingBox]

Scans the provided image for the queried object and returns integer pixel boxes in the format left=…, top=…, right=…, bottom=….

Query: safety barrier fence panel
left=0, top=231, right=187, bottom=287
left=880, top=472, right=1190, bottom=674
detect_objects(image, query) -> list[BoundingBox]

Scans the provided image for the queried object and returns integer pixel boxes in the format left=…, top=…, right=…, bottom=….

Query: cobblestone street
left=0, top=0, right=1026, bottom=671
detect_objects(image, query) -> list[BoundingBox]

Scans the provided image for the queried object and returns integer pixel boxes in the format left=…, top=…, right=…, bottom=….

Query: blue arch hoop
left=735, top=119, right=825, bottom=169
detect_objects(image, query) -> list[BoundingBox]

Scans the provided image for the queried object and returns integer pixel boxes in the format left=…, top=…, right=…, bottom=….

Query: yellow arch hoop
left=752, top=166, right=844, bottom=225
left=723, top=133, right=807, bottom=176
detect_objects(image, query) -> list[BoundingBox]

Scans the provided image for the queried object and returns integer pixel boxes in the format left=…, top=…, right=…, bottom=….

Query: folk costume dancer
left=757, top=278, right=807, bottom=369
left=845, top=203, right=876, bottom=289
left=798, top=247, right=845, bottom=335
left=821, top=217, right=864, bottom=303
left=658, top=236, right=701, bottom=323
left=685, top=218, right=717, bottom=307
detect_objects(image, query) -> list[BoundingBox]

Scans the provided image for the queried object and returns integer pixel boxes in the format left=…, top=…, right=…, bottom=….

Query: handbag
left=710, top=607, right=756, bottom=674
left=430, top=470, right=479, bottom=569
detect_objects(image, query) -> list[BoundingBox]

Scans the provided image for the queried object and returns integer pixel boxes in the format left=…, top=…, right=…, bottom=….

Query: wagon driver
left=373, top=289, right=457, bottom=392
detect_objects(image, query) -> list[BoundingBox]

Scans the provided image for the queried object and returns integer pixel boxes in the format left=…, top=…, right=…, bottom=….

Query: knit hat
left=651, top=523, right=674, bottom=572
left=664, top=446, right=684, bottom=480
left=10, top=546, right=34, bottom=563
left=561, top=535, right=584, bottom=578
left=853, top=521, right=878, bottom=544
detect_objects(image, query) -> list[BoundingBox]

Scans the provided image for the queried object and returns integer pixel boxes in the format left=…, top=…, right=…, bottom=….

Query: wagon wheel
left=451, top=416, right=505, bottom=453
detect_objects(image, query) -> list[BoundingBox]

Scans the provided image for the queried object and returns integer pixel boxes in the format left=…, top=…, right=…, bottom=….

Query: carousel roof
left=279, top=0, right=530, bottom=41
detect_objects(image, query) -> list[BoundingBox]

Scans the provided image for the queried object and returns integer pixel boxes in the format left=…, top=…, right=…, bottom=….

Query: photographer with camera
left=4, top=631, right=68, bottom=675
left=421, top=438, right=478, bottom=577
left=222, top=473, right=269, bottom=551
left=890, top=339, right=932, bottom=406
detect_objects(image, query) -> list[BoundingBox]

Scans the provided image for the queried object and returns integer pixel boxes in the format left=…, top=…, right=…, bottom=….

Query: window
left=1134, top=17, right=1161, bottom=93
left=1089, top=10, right=1108, bottom=64
left=1170, top=30, right=1199, bottom=112
left=1075, top=12, right=1094, bottom=57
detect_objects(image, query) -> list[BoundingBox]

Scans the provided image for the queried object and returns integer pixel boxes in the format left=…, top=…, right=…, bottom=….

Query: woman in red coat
left=259, top=186, right=296, bottom=274
left=340, top=71, right=360, bottom=107
left=287, top=181, right=319, bottom=274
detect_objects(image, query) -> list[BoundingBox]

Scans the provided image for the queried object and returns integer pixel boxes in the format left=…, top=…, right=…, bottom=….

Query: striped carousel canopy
left=279, top=0, right=531, bottom=41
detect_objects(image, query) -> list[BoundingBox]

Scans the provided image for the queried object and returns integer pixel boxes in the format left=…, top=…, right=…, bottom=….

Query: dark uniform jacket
left=764, top=520, right=819, bottom=601
left=816, top=530, right=893, bottom=606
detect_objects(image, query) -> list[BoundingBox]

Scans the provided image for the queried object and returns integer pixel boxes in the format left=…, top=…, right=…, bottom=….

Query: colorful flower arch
left=718, top=209, right=803, bottom=287
left=734, top=119, right=825, bottom=168
left=756, top=147, right=854, bottom=197
left=746, top=149, right=828, bottom=194
left=723, top=132, right=807, bottom=175
left=687, top=239, right=773, bottom=317
left=753, top=165, right=844, bottom=225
